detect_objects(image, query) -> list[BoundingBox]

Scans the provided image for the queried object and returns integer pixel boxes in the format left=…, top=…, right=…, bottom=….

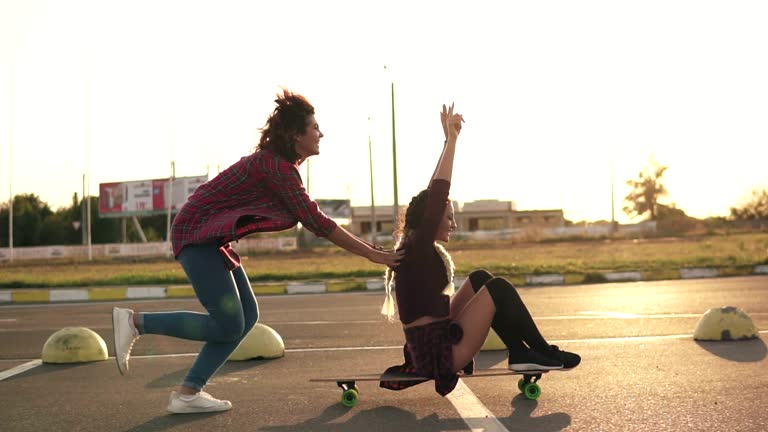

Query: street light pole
left=166, top=118, right=176, bottom=256
left=82, top=174, right=86, bottom=245
left=7, top=64, right=13, bottom=262
left=368, top=117, right=376, bottom=243
left=390, top=80, right=399, bottom=227
left=166, top=161, right=175, bottom=256
left=610, top=160, right=617, bottom=233
left=85, top=77, right=92, bottom=261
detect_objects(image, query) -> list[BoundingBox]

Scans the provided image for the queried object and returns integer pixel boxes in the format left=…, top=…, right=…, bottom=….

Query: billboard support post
left=132, top=216, right=147, bottom=243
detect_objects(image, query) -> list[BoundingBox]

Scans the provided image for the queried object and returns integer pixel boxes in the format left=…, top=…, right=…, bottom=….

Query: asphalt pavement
left=1, top=276, right=767, bottom=431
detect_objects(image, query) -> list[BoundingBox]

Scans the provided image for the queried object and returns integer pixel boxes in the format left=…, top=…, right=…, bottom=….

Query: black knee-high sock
left=468, top=271, right=528, bottom=353
left=469, top=271, right=549, bottom=353
left=468, top=269, right=494, bottom=293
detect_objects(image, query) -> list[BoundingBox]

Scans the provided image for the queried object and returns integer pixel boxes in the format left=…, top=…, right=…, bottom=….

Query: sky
left=0, top=0, right=766, bottom=224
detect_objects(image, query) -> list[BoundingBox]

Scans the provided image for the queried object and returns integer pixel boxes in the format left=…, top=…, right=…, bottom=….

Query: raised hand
left=441, top=103, right=464, bottom=143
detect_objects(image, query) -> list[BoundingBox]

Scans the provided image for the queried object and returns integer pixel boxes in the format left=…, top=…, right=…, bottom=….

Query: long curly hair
left=393, top=189, right=431, bottom=248
left=381, top=189, right=455, bottom=321
left=256, top=89, right=315, bottom=163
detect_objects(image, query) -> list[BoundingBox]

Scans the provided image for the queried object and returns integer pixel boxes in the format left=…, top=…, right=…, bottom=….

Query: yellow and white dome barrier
left=229, top=323, right=285, bottom=360
left=42, top=327, right=108, bottom=363
left=481, top=328, right=507, bottom=351
left=693, top=306, right=759, bottom=341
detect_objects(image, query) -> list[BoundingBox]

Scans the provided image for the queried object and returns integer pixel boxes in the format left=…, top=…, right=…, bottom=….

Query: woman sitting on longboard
left=380, top=103, right=580, bottom=396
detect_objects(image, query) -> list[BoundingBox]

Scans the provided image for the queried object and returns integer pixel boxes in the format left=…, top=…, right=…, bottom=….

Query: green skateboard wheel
left=341, top=388, right=359, bottom=407
left=523, top=383, right=541, bottom=400
left=517, top=378, right=525, bottom=392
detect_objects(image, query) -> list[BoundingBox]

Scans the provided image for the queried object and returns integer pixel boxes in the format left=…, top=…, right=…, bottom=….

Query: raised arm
left=409, top=104, right=464, bottom=249
left=431, top=103, right=464, bottom=184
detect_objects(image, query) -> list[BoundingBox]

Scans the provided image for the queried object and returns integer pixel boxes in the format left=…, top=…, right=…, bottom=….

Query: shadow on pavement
left=259, top=405, right=469, bottom=432
left=695, top=337, right=767, bottom=362
left=146, top=367, right=189, bottom=389
left=2, top=361, right=88, bottom=382
left=121, top=411, right=229, bottom=432
left=259, top=396, right=570, bottom=432
left=502, top=394, right=571, bottom=431
left=146, top=358, right=274, bottom=389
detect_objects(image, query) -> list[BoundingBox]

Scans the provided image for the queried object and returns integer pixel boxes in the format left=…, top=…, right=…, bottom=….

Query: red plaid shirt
left=171, top=148, right=338, bottom=265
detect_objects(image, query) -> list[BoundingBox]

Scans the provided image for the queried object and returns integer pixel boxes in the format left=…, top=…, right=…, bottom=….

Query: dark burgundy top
left=392, top=179, right=451, bottom=325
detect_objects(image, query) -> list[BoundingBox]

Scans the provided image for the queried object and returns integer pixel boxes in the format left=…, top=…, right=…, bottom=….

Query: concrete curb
left=1, top=265, right=767, bottom=304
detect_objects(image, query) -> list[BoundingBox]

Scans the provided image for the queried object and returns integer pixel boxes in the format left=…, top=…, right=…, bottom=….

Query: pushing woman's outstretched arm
left=327, top=226, right=403, bottom=267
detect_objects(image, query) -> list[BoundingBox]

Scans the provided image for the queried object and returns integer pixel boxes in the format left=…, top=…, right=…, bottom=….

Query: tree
left=623, top=157, right=669, bottom=221
left=730, top=187, right=768, bottom=220
left=0, top=194, right=54, bottom=246
left=0, top=193, right=131, bottom=247
left=37, top=193, right=82, bottom=245
left=656, top=203, right=699, bottom=235
left=84, top=196, right=125, bottom=244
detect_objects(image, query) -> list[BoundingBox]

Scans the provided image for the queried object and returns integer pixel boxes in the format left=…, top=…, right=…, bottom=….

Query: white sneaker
left=112, top=307, right=139, bottom=375
left=167, top=391, right=233, bottom=414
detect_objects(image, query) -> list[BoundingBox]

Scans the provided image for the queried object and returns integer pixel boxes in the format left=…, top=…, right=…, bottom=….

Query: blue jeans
left=137, top=242, right=259, bottom=391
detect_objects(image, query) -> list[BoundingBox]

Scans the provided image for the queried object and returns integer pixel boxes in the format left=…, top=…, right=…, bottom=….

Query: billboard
left=99, top=175, right=208, bottom=218
left=315, top=199, right=351, bottom=219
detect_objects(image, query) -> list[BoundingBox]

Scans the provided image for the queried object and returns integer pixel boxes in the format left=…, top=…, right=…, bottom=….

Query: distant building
left=509, top=209, right=566, bottom=229
left=349, top=199, right=564, bottom=236
left=349, top=205, right=401, bottom=235
left=457, top=200, right=516, bottom=231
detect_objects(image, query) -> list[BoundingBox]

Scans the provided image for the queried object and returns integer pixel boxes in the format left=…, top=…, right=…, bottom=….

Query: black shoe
left=544, top=345, right=581, bottom=370
left=507, top=350, right=564, bottom=372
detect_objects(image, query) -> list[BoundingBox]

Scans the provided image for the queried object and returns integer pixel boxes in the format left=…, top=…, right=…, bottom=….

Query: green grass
left=1, top=233, right=766, bottom=288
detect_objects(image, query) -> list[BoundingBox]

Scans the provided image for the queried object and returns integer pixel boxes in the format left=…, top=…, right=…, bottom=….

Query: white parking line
left=447, top=379, right=509, bottom=432
left=0, top=359, right=42, bottom=381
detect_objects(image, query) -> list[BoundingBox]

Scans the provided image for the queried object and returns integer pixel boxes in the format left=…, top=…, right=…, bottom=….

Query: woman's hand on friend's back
left=367, top=248, right=406, bottom=267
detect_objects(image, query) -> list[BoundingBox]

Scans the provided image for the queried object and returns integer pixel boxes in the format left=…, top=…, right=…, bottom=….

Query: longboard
left=310, top=368, right=553, bottom=407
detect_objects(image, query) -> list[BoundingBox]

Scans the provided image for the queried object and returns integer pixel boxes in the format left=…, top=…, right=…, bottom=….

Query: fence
left=0, top=237, right=297, bottom=262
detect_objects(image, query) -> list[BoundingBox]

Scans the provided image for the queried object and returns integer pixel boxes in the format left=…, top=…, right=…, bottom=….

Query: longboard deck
left=310, top=368, right=551, bottom=383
